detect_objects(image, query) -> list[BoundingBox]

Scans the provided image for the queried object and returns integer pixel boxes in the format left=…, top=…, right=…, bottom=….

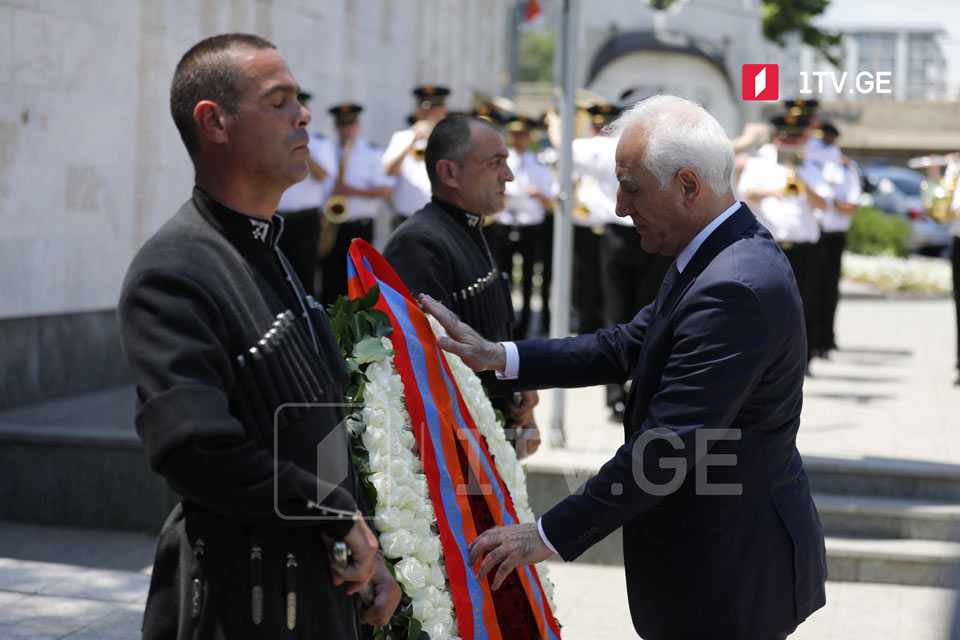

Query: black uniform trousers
left=319, top=218, right=373, bottom=307
left=781, top=241, right=818, bottom=363
left=813, top=231, right=847, bottom=354
left=487, top=219, right=554, bottom=339
left=601, top=224, right=673, bottom=410
left=277, top=208, right=320, bottom=295
left=573, top=225, right=605, bottom=334
left=952, top=237, right=960, bottom=373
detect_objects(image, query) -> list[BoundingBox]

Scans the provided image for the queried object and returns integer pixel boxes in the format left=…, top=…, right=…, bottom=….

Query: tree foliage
left=518, top=29, right=554, bottom=83
left=761, top=0, right=843, bottom=66
left=650, top=0, right=843, bottom=66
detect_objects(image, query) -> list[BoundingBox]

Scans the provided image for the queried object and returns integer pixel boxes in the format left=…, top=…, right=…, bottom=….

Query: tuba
left=318, top=138, right=354, bottom=260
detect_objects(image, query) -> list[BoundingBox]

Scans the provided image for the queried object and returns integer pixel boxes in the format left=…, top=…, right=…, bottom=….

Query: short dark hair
left=425, top=115, right=499, bottom=187
left=170, top=33, right=276, bottom=155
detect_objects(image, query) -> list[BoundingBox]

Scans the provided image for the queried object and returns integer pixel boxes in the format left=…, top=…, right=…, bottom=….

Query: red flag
left=525, top=0, right=541, bottom=22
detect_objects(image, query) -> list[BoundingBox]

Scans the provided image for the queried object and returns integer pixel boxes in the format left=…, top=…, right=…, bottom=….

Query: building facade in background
left=771, top=27, right=950, bottom=102
left=0, top=0, right=510, bottom=409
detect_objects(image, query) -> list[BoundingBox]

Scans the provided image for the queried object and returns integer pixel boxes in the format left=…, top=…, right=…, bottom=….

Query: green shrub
left=846, top=206, right=911, bottom=257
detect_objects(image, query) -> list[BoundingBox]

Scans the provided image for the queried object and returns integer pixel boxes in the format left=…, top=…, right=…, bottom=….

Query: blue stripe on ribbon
left=521, top=565, right=559, bottom=640
left=347, top=254, right=359, bottom=281
left=362, top=256, right=489, bottom=640
left=433, top=343, right=515, bottom=527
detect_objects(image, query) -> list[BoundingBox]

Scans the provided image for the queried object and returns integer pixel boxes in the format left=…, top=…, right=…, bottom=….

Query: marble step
left=816, top=493, right=960, bottom=542
left=825, top=536, right=960, bottom=588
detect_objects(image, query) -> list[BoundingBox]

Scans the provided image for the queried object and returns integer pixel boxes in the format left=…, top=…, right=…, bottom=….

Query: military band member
left=383, top=115, right=540, bottom=459
left=809, top=123, right=861, bottom=358
left=316, top=104, right=393, bottom=306
left=950, top=162, right=960, bottom=385
left=490, top=115, right=557, bottom=338
left=382, top=85, right=450, bottom=221
left=276, top=90, right=335, bottom=295
left=738, top=113, right=828, bottom=368
left=117, top=34, right=400, bottom=639
left=571, top=103, right=620, bottom=334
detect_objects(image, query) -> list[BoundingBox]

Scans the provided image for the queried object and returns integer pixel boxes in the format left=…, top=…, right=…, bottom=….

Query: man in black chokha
left=383, top=115, right=541, bottom=458
left=117, top=34, right=400, bottom=639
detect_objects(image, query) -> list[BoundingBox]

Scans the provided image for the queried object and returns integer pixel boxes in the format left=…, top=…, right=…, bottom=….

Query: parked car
left=860, top=165, right=952, bottom=256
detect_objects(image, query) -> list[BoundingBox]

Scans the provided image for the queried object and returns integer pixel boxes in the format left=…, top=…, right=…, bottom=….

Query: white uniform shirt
left=277, top=132, right=336, bottom=212
left=816, top=160, right=862, bottom=234
left=737, top=143, right=822, bottom=244
left=315, top=137, right=393, bottom=221
left=497, top=149, right=557, bottom=226
left=382, top=127, right=431, bottom=217
left=571, top=134, right=626, bottom=227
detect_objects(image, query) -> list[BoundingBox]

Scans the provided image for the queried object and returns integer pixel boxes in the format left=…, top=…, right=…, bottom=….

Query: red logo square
left=742, top=64, right=779, bottom=101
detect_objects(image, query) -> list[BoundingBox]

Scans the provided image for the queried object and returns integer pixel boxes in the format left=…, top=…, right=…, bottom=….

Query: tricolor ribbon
left=347, top=239, right=560, bottom=640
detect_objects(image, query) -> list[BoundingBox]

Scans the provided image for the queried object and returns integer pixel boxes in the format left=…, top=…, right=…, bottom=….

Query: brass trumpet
left=411, top=138, right=427, bottom=162
left=409, top=118, right=434, bottom=162
left=784, top=165, right=805, bottom=197
left=571, top=176, right=593, bottom=219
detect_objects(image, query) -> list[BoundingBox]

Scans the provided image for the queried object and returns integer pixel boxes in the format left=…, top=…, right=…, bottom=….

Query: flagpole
left=548, top=0, right=578, bottom=448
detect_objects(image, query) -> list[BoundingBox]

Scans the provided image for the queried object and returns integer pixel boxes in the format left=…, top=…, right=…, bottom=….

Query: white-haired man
left=423, top=94, right=826, bottom=639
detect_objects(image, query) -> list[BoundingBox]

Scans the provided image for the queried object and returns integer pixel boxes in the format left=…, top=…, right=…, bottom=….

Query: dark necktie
left=653, top=261, right=680, bottom=317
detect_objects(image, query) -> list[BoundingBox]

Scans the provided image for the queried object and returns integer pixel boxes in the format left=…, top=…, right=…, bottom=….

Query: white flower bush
left=842, top=252, right=952, bottom=295
left=358, top=323, right=559, bottom=639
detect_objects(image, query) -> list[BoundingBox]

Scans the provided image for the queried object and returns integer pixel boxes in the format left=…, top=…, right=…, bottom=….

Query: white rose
left=395, top=557, right=427, bottom=590
left=429, top=563, right=445, bottom=588
left=414, top=535, right=441, bottom=564
left=371, top=472, right=395, bottom=504
left=399, top=429, right=417, bottom=450
left=380, top=529, right=415, bottom=559
left=373, top=506, right=402, bottom=532
left=411, top=591, right=435, bottom=621
left=407, top=513, right=431, bottom=536
left=360, top=424, right=386, bottom=451
left=390, top=485, right=417, bottom=509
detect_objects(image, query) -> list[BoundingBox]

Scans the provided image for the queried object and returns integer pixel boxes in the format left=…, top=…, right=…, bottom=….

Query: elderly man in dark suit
left=422, top=94, right=826, bottom=640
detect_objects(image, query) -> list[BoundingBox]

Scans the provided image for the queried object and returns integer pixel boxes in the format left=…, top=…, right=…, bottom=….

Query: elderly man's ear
left=194, top=100, right=229, bottom=145
left=436, top=158, right=459, bottom=189
left=677, top=168, right=700, bottom=201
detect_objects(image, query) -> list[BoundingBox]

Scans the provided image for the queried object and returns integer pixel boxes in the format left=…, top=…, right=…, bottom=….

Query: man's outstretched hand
left=467, top=523, right=554, bottom=590
left=419, top=293, right=506, bottom=372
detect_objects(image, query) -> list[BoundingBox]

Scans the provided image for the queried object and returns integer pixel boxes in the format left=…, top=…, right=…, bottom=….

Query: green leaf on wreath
left=354, top=335, right=396, bottom=365
left=368, top=309, right=393, bottom=337
left=361, top=284, right=381, bottom=309
left=350, top=312, right=365, bottom=343
left=346, top=358, right=362, bottom=375
left=405, top=616, right=422, bottom=640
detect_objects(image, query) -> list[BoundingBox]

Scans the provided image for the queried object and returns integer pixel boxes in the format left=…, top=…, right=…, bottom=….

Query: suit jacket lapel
left=622, top=204, right=758, bottom=432
left=658, top=204, right=756, bottom=319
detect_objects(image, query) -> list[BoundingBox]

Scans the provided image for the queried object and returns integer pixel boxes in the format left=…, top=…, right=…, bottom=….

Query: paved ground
left=2, top=280, right=960, bottom=638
